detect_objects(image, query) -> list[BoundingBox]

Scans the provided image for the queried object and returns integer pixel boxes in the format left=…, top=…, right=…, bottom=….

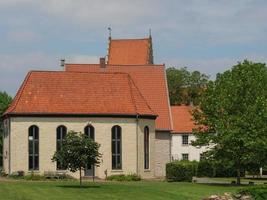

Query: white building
left=171, top=105, right=208, bottom=161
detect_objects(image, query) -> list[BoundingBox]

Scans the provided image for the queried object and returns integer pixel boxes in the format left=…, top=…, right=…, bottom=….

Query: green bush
left=166, top=160, right=198, bottom=182
left=107, top=174, right=141, bottom=181
left=24, top=174, right=46, bottom=181
left=239, top=185, right=267, bottom=200
left=197, top=160, right=214, bottom=177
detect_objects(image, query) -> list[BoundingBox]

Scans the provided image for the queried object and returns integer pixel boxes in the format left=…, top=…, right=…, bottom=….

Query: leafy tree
left=166, top=67, right=209, bottom=105
left=192, top=60, right=267, bottom=185
left=0, top=92, right=12, bottom=167
left=52, top=131, right=101, bottom=186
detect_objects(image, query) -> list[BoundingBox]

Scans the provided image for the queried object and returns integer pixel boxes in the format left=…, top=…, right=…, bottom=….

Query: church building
left=2, top=35, right=172, bottom=179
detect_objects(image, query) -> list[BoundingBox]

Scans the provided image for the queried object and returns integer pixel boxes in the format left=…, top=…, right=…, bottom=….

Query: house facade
left=2, top=36, right=172, bottom=179
left=171, top=105, right=208, bottom=161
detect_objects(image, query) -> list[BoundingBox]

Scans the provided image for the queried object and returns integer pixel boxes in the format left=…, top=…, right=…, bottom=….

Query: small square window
left=182, top=135, right=189, bottom=145
left=182, top=153, right=189, bottom=160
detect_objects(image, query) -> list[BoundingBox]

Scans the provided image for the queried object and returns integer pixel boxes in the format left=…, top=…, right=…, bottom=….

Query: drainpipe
left=136, top=114, right=139, bottom=176
left=8, top=118, right=11, bottom=174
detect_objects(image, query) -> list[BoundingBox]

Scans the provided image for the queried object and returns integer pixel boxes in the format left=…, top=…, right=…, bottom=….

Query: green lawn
left=0, top=180, right=244, bottom=200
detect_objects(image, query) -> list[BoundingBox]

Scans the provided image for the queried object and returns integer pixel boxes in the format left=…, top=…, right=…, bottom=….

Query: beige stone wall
left=7, top=116, right=155, bottom=179
left=154, top=131, right=171, bottom=177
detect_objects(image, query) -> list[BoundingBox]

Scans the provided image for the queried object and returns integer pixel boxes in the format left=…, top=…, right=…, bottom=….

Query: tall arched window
left=111, top=125, right=122, bottom=170
left=29, top=125, right=39, bottom=171
left=56, top=125, right=67, bottom=170
left=144, top=126, right=149, bottom=169
left=84, top=125, right=95, bottom=140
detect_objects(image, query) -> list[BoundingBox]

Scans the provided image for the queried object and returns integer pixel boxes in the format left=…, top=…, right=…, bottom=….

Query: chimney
left=100, top=57, right=106, bottom=68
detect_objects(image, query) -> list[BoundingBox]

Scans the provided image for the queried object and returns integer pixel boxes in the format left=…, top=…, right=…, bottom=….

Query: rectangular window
left=182, top=153, right=189, bottom=161
left=200, top=153, right=205, bottom=161
left=182, top=135, right=189, bottom=145
left=112, top=126, right=122, bottom=170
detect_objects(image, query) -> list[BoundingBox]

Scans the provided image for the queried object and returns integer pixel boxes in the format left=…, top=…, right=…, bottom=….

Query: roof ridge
left=127, top=74, right=138, bottom=115
left=110, top=38, right=150, bottom=41
left=127, top=75, right=156, bottom=115
left=29, top=70, right=131, bottom=75
left=65, top=63, right=165, bottom=67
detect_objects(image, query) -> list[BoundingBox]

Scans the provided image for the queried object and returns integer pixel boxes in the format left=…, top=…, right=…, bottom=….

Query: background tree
left=166, top=67, right=209, bottom=105
left=192, top=60, right=267, bottom=185
left=0, top=92, right=12, bottom=168
left=52, top=131, right=101, bottom=186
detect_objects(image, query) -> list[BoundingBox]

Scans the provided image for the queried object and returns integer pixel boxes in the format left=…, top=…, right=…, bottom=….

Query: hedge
left=166, top=160, right=198, bottom=182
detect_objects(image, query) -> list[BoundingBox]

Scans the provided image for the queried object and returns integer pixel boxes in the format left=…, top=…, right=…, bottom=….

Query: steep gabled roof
left=107, top=38, right=153, bottom=65
left=171, top=105, right=197, bottom=133
left=65, top=64, right=172, bottom=131
left=5, top=71, right=156, bottom=117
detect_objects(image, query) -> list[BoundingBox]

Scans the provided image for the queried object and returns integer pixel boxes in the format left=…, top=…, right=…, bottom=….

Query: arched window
left=84, top=125, right=95, bottom=140
left=56, top=125, right=67, bottom=170
left=144, top=126, right=149, bottom=169
left=111, top=125, right=122, bottom=169
left=29, top=125, right=39, bottom=171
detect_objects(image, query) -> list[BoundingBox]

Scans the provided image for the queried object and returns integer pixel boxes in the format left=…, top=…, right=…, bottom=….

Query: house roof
left=65, top=64, right=172, bottom=131
left=5, top=71, right=156, bottom=117
left=171, top=105, right=197, bottom=133
left=107, top=38, right=153, bottom=65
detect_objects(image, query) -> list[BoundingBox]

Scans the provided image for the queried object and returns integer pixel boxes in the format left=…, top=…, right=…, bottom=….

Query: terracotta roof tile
left=171, top=105, right=197, bottom=133
left=108, top=38, right=152, bottom=65
left=65, top=64, right=172, bottom=131
left=5, top=71, right=156, bottom=117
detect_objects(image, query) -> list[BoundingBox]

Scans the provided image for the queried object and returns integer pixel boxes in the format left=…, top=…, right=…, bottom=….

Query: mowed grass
left=0, top=180, right=244, bottom=200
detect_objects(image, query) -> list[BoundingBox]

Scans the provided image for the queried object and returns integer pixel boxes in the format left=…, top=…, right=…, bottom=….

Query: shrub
left=166, top=160, right=198, bottom=182
left=24, top=174, right=46, bottom=181
left=197, top=160, right=214, bottom=177
left=107, top=174, right=141, bottom=181
left=239, top=185, right=267, bottom=200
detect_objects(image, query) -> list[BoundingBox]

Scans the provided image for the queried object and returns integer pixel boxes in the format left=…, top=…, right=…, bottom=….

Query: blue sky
left=0, top=0, right=267, bottom=96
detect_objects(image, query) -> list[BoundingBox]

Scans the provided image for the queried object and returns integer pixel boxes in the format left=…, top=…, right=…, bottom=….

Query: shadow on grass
left=197, top=183, right=245, bottom=187
left=57, top=185, right=101, bottom=189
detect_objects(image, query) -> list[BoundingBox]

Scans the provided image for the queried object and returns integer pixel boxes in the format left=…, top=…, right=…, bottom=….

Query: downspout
left=8, top=118, right=11, bottom=174
left=136, top=114, right=139, bottom=176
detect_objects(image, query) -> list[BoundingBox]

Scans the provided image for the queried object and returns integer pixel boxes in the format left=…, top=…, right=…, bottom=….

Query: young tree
left=0, top=91, right=12, bottom=167
left=166, top=67, right=209, bottom=105
left=192, top=60, right=267, bottom=185
left=52, top=131, right=101, bottom=186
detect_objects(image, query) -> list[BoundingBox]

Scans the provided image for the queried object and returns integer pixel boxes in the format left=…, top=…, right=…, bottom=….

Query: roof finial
left=108, top=27, right=112, bottom=40
left=149, top=28, right=152, bottom=39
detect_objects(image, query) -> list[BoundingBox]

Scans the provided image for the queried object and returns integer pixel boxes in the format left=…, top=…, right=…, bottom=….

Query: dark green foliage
left=107, top=174, right=141, bottom=181
left=52, top=131, right=101, bottom=186
left=192, top=60, right=267, bottom=185
left=166, top=67, right=209, bottom=105
left=197, top=160, right=214, bottom=177
left=166, top=160, right=198, bottom=182
left=239, top=185, right=267, bottom=200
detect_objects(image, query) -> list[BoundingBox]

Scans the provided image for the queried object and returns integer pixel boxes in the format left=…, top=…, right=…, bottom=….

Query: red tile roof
left=65, top=64, right=172, bottom=131
left=108, top=38, right=152, bottom=65
left=5, top=71, right=156, bottom=117
left=171, top=105, right=197, bottom=133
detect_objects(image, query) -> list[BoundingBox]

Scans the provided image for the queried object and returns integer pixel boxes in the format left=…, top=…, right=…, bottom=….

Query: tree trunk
left=237, top=167, right=241, bottom=185
left=79, top=168, right=82, bottom=187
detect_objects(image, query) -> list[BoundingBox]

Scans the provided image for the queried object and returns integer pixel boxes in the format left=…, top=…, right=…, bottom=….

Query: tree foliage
left=0, top=91, right=12, bottom=167
left=192, top=60, right=267, bottom=184
left=166, top=67, right=209, bottom=105
left=52, top=131, right=101, bottom=186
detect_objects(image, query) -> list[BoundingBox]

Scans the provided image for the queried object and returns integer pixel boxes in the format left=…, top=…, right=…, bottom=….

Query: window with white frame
left=182, top=134, right=189, bottom=145
left=182, top=153, right=189, bottom=160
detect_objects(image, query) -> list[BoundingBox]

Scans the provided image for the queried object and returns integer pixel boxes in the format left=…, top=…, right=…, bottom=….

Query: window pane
left=29, top=156, right=33, bottom=170
left=34, top=141, right=39, bottom=154
left=29, top=141, right=33, bottom=154
left=34, top=156, right=39, bottom=170
left=117, top=141, right=121, bottom=154
left=112, top=141, right=116, bottom=153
